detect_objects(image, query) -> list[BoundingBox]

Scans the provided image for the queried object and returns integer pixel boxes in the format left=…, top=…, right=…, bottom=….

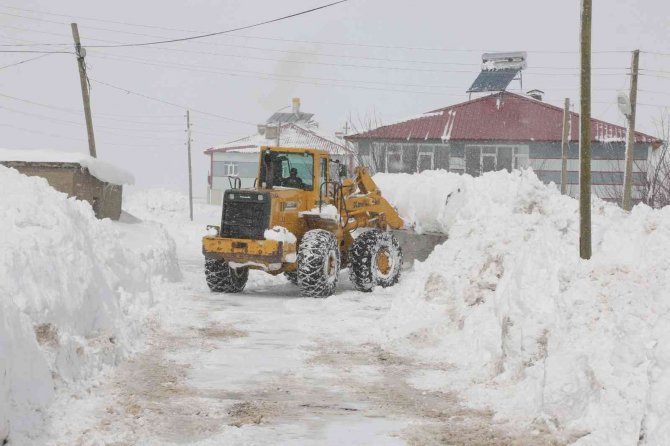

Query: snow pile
left=374, top=170, right=461, bottom=233
left=124, top=188, right=221, bottom=259
left=0, top=148, right=135, bottom=185
left=0, top=166, right=179, bottom=443
left=299, top=204, right=339, bottom=221
left=264, top=226, right=297, bottom=244
left=379, top=169, right=670, bottom=445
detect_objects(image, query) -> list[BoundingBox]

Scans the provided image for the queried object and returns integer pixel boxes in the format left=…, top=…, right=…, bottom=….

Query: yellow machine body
left=202, top=146, right=404, bottom=274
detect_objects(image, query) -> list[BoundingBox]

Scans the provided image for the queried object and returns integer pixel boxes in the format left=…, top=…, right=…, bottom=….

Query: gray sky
left=0, top=0, right=668, bottom=196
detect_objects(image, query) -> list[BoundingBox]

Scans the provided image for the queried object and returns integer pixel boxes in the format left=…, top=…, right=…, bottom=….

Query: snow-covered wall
left=377, top=169, right=670, bottom=445
left=0, top=166, right=179, bottom=443
left=0, top=149, right=134, bottom=186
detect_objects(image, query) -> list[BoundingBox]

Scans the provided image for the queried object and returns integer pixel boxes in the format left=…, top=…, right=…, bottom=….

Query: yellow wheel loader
left=202, top=146, right=408, bottom=298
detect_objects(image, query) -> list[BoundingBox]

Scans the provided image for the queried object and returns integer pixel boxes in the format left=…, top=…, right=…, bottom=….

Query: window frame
left=464, top=144, right=530, bottom=174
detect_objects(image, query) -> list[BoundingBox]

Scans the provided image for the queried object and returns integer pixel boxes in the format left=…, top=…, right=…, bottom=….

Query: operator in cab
left=283, top=167, right=304, bottom=189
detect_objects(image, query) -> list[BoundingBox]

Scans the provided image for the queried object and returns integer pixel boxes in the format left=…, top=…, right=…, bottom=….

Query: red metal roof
left=347, top=92, right=661, bottom=145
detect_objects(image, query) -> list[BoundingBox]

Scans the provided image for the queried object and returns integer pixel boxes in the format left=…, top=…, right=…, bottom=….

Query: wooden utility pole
left=186, top=110, right=194, bottom=221
left=622, top=49, right=640, bottom=211
left=70, top=23, right=96, bottom=158
left=579, top=0, right=592, bottom=259
left=561, top=98, right=571, bottom=195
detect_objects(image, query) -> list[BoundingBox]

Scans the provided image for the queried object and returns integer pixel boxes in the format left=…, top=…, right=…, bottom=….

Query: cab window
left=259, top=151, right=314, bottom=190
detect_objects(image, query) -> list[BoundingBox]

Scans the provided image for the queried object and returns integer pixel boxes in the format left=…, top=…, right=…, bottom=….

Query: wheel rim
left=375, top=248, right=394, bottom=279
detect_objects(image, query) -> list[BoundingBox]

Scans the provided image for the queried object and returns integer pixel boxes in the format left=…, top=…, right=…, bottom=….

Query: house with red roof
left=204, top=98, right=354, bottom=205
left=346, top=91, right=662, bottom=201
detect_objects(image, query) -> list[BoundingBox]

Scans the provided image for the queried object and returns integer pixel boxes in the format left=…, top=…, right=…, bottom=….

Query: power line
left=0, top=122, right=180, bottom=148
left=0, top=5, right=641, bottom=56
left=79, top=1, right=348, bottom=48
left=0, top=53, right=51, bottom=70
left=0, top=12, right=632, bottom=70
left=0, top=103, right=186, bottom=138
left=0, top=3, right=201, bottom=33
left=0, top=90, right=187, bottom=122
left=87, top=52, right=636, bottom=101
left=0, top=49, right=71, bottom=54
left=89, top=77, right=257, bottom=126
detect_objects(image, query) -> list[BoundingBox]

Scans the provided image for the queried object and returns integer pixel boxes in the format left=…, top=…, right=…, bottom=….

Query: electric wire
left=71, top=1, right=348, bottom=48
left=0, top=53, right=50, bottom=70
left=89, top=77, right=258, bottom=126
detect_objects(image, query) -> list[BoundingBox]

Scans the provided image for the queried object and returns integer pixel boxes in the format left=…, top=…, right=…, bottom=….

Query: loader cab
left=256, top=146, right=334, bottom=204
left=258, top=149, right=315, bottom=191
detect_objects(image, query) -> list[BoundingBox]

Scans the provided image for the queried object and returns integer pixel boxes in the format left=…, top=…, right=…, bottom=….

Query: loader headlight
left=229, top=194, right=235, bottom=200
left=257, top=195, right=263, bottom=201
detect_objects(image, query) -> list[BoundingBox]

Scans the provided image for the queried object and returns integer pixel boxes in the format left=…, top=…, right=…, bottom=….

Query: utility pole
left=70, top=23, right=96, bottom=158
left=622, top=49, right=640, bottom=211
left=579, top=0, right=592, bottom=260
left=561, top=98, right=571, bottom=195
left=186, top=110, right=194, bottom=222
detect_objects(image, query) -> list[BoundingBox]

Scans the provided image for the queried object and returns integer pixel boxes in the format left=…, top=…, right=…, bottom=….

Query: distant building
left=204, top=98, right=355, bottom=205
left=346, top=91, right=662, bottom=202
left=0, top=149, right=134, bottom=220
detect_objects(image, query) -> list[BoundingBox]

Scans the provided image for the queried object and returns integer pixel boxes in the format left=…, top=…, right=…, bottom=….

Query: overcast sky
left=0, top=0, right=668, bottom=196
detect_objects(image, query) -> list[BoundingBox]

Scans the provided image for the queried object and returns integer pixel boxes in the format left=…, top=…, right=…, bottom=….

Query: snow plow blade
left=391, top=230, right=447, bottom=269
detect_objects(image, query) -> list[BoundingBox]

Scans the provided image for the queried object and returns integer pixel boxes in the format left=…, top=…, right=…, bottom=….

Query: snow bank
left=0, top=166, right=179, bottom=443
left=374, top=170, right=461, bottom=233
left=0, top=148, right=135, bottom=185
left=124, top=188, right=221, bottom=259
left=379, top=169, right=670, bottom=445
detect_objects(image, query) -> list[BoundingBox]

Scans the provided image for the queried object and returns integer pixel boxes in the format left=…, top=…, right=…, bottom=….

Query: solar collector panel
left=467, top=69, right=520, bottom=93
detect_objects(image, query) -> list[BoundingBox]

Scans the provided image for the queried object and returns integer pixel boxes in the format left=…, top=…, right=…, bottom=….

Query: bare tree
left=347, top=109, right=384, bottom=173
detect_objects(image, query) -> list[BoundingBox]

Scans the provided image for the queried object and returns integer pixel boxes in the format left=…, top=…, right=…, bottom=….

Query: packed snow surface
left=377, top=169, right=670, bottom=445
left=0, top=148, right=135, bottom=185
left=0, top=166, right=178, bottom=443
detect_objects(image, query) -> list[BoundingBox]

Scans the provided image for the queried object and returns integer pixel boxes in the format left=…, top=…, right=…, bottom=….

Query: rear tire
left=297, top=229, right=340, bottom=298
left=205, top=259, right=249, bottom=293
left=349, top=230, right=403, bottom=292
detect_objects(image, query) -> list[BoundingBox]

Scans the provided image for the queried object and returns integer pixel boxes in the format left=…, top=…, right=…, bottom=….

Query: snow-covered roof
left=0, top=149, right=135, bottom=185
left=204, top=123, right=353, bottom=156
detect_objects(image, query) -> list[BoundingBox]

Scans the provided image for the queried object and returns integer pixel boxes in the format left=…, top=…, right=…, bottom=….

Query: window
left=259, top=151, right=314, bottom=190
left=212, top=161, right=239, bottom=177
left=226, top=163, right=238, bottom=176
left=464, top=145, right=529, bottom=176
left=386, top=146, right=403, bottom=173
left=417, top=151, right=434, bottom=172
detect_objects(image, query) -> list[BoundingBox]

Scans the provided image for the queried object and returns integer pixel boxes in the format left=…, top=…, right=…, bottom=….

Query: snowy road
left=40, top=242, right=561, bottom=445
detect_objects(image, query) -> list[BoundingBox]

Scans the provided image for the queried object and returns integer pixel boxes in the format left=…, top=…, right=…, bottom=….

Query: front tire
left=349, top=230, right=403, bottom=292
left=205, top=259, right=249, bottom=293
left=297, top=230, right=340, bottom=298
left=284, top=271, right=298, bottom=285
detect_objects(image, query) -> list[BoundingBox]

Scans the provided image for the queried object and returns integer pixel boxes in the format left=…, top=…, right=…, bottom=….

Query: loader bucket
left=391, top=230, right=447, bottom=269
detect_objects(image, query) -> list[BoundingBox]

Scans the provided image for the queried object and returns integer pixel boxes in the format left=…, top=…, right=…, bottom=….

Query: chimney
left=292, top=97, right=300, bottom=115
left=527, top=89, right=544, bottom=101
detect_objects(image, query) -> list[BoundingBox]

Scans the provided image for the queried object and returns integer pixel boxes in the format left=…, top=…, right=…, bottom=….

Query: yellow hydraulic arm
left=338, top=166, right=405, bottom=232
